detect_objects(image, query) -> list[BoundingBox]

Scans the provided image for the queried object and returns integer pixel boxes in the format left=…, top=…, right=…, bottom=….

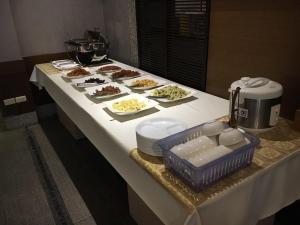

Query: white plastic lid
left=229, top=77, right=283, bottom=100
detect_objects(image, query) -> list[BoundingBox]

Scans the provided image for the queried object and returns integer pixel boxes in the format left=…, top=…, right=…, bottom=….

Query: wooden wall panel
left=206, top=0, right=300, bottom=119
left=0, top=52, right=68, bottom=116
left=0, top=60, right=35, bottom=116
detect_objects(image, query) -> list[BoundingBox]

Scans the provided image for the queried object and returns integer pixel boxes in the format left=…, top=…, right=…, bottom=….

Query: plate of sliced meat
left=110, top=69, right=141, bottom=81
left=86, top=82, right=131, bottom=99
left=62, top=68, right=92, bottom=79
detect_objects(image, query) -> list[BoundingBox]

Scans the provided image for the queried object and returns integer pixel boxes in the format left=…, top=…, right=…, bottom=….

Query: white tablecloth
left=30, top=61, right=300, bottom=225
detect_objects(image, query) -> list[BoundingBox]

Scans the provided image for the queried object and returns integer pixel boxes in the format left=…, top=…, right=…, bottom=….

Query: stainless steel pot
left=64, top=31, right=109, bottom=65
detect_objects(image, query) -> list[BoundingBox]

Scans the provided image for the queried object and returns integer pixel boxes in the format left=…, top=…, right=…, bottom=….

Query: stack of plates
left=51, top=60, right=79, bottom=70
left=136, top=118, right=187, bottom=156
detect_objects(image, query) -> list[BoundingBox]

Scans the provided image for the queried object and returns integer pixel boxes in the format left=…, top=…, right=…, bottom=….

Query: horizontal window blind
left=136, top=0, right=210, bottom=91
left=136, top=0, right=167, bottom=76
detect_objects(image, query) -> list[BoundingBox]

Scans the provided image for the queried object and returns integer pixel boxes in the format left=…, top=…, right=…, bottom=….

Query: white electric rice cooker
left=229, top=77, right=283, bottom=133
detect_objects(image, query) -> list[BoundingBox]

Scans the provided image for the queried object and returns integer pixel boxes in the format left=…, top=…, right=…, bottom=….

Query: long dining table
left=30, top=60, right=300, bottom=225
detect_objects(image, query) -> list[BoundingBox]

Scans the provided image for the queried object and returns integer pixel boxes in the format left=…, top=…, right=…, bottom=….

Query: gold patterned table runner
left=130, top=118, right=300, bottom=211
left=37, top=63, right=60, bottom=75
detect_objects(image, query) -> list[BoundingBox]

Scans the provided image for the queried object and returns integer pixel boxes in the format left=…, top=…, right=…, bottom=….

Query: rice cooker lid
left=230, top=77, right=283, bottom=100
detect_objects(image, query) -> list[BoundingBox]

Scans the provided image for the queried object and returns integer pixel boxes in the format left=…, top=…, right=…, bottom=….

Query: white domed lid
left=230, top=77, right=283, bottom=100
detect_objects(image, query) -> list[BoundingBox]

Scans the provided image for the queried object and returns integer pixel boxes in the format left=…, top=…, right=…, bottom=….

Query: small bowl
left=188, top=145, right=232, bottom=167
left=201, top=120, right=225, bottom=137
left=219, top=128, right=245, bottom=146
left=171, top=136, right=217, bottom=159
left=190, top=136, right=217, bottom=152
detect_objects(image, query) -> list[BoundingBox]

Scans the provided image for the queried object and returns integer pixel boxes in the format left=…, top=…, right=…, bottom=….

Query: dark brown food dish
left=84, top=78, right=105, bottom=84
left=97, top=65, right=122, bottom=72
left=111, top=70, right=140, bottom=80
left=67, top=68, right=90, bottom=77
left=93, top=86, right=121, bottom=96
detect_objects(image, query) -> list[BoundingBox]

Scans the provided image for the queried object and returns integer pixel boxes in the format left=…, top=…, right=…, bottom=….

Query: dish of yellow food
left=104, top=94, right=159, bottom=115
left=112, top=98, right=146, bottom=112
left=131, top=79, right=158, bottom=88
left=123, top=75, right=166, bottom=90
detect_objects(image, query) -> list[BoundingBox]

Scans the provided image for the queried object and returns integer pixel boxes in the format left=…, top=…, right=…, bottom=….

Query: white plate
left=104, top=94, right=158, bottom=115
left=52, top=59, right=74, bottom=64
left=86, top=82, right=131, bottom=99
left=145, top=84, right=196, bottom=102
left=51, top=60, right=79, bottom=70
left=72, top=74, right=111, bottom=88
left=122, top=75, right=167, bottom=90
left=57, top=64, right=80, bottom=70
left=136, top=117, right=188, bottom=156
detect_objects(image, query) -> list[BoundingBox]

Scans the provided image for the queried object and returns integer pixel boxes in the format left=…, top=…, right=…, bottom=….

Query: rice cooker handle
left=246, top=78, right=269, bottom=88
left=229, top=87, right=241, bottom=128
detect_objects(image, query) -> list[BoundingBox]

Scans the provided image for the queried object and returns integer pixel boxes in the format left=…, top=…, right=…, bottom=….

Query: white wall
left=0, top=0, right=136, bottom=64
left=103, top=0, right=133, bottom=64
left=9, top=0, right=105, bottom=57
left=0, top=0, right=22, bottom=62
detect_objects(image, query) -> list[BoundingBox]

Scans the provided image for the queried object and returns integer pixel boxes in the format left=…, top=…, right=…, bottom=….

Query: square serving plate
left=122, top=75, right=167, bottom=90
left=145, top=84, right=196, bottom=102
left=72, top=74, right=111, bottom=88
left=86, top=82, right=131, bottom=99
left=104, top=93, right=158, bottom=115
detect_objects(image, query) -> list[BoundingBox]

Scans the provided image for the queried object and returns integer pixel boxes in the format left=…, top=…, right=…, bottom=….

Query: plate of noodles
left=104, top=94, right=158, bottom=115
left=86, top=82, right=131, bottom=99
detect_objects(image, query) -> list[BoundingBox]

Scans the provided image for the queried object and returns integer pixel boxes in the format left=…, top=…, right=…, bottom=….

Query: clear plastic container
left=158, top=122, right=260, bottom=192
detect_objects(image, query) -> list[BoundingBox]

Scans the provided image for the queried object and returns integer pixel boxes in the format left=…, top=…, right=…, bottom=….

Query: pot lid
left=229, top=77, right=283, bottom=100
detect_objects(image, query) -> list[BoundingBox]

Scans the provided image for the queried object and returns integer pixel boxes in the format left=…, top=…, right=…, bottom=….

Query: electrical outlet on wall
left=15, top=96, right=27, bottom=103
left=3, top=98, right=16, bottom=106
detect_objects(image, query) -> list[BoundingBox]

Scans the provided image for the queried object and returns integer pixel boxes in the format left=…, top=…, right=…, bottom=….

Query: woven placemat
left=37, top=63, right=61, bottom=75
left=130, top=118, right=300, bottom=211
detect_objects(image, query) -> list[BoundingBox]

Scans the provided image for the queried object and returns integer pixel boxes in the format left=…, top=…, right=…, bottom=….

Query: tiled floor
left=39, top=116, right=137, bottom=225
left=0, top=112, right=136, bottom=225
